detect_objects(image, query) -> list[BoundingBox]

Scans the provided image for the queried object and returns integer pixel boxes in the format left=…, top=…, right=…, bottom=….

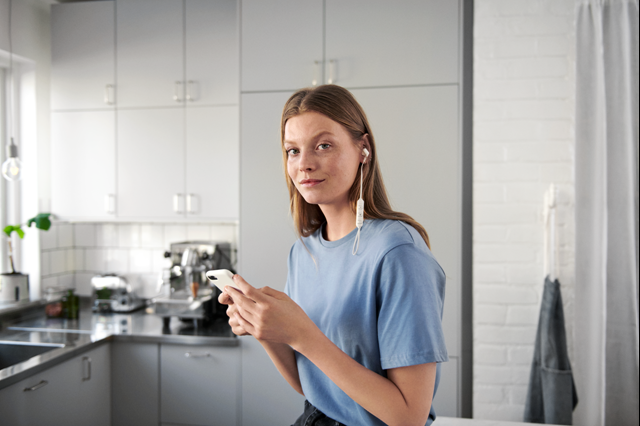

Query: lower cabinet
left=111, top=341, right=160, bottom=426
left=0, top=343, right=110, bottom=426
left=161, top=343, right=241, bottom=426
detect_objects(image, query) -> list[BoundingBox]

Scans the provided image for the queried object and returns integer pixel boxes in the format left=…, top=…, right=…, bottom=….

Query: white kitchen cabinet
left=51, top=111, right=116, bottom=221
left=160, top=343, right=240, bottom=426
left=325, top=0, right=459, bottom=88
left=117, top=0, right=238, bottom=108
left=116, top=0, right=184, bottom=108
left=117, top=107, right=239, bottom=220
left=186, top=106, right=239, bottom=220
left=186, top=0, right=240, bottom=106
left=241, top=0, right=324, bottom=92
left=117, top=108, right=185, bottom=219
left=111, top=342, right=159, bottom=426
left=51, top=1, right=115, bottom=111
left=0, top=343, right=110, bottom=426
left=241, top=0, right=458, bottom=92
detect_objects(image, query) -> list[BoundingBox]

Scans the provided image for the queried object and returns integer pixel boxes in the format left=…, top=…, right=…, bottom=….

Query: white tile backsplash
left=187, top=224, right=211, bottom=241
left=163, top=224, right=187, bottom=248
left=74, top=223, right=96, bottom=247
left=96, top=223, right=118, bottom=247
left=140, top=224, right=164, bottom=248
left=129, top=249, right=152, bottom=273
left=40, top=225, right=58, bottom=250
left=41, top=222, right=237, bottom=299
left=85, top=248, right=106, bottom=271
left=58, top=224, right=74, bottom=248
left=118, top=224, right=140, bottom=248
left=50, top=250, right=67, bottom=275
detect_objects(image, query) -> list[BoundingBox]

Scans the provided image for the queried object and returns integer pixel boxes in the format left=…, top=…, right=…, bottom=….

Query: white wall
left=473, top=0, right=576, bottom=420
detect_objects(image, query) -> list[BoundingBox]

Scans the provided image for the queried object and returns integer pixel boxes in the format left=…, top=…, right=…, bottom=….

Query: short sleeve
left=376, top=243, right=449, bottom=370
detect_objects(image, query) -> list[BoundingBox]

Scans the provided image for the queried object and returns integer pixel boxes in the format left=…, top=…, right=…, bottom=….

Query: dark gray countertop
left=0, top=298, right=237, bottom=390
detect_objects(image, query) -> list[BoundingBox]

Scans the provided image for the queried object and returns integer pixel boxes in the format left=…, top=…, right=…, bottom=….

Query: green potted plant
left=1, top=213, right=52, bottom=302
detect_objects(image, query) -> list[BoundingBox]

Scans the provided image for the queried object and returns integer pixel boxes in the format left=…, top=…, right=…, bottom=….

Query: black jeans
left=291, top=400, right=346, bottom=426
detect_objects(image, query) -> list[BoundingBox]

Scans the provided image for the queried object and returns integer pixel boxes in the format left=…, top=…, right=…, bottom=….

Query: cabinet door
left=111, top=342, right=159, bottom=426
left=51, top=111, right=116, bottom=220
left=116, top=0, right=184, bottom=108
left=75, top=344, right=111, bottom=426
left=241, top=0, right=323, bottom=92
left=117, top=109, right=185, bottom=218
left=325, top=0, right=459, bottom=88
left=51, top=1, right=115, bottom=110
left=160, top=344, right=240, bottom=426
left=186, top=0, right=239, bottom=106
left=186, top=106, right=239, bottom=220
left=0, top=344, right=110, bottom=426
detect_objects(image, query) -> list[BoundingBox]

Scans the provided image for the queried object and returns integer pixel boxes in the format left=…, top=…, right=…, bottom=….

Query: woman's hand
left=222, top=274, right=314, bottom=347
left=218, top=285, right=250, bottom=336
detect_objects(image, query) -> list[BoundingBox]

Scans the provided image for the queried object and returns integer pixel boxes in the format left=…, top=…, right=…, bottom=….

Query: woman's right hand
left=218, top=289, right=251, bottom=336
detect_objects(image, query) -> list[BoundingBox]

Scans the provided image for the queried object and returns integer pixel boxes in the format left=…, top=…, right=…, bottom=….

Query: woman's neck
left=321, top=203, right=357, bottom=241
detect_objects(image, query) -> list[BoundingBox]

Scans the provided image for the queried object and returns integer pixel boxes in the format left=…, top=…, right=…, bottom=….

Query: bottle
left=66, top=289, right=79, bottom=319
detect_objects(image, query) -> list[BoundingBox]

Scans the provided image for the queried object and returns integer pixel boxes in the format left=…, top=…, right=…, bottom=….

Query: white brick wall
left=474, top=0, right=576, bottom=420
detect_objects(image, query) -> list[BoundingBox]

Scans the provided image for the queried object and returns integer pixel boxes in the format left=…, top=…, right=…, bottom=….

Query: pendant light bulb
left=2, top=139, right=23, bottom=181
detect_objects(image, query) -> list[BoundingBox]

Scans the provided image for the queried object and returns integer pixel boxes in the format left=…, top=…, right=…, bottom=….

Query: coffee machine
left=154, top=241, right=234, bottom=323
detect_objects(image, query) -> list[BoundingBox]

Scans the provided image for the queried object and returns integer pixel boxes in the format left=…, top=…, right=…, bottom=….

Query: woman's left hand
left=223, top=274, right=314, bottom=347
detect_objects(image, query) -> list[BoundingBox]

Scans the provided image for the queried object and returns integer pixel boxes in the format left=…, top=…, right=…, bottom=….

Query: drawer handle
left=24, top=380, right=48, bottom=392
left=185, top=352, right=211, bottom=359
left=83, top=356, right=92, bottom=381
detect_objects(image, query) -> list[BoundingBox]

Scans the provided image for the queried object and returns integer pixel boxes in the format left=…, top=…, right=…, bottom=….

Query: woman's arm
left=226, top=275, right=436, bottom=426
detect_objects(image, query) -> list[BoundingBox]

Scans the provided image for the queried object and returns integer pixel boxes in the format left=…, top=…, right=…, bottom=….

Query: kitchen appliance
left=0, top=272, right=29, bottom=302
left=91, top=274, right=146, bottom=313
left=152, top=241, right=234, bottom=326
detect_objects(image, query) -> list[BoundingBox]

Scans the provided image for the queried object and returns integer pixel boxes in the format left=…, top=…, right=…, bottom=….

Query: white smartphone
left=205, top=269, right=240, bottom=293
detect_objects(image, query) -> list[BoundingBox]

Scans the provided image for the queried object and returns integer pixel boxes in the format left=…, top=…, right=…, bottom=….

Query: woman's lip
left=300, top=179, right=325, bottom=187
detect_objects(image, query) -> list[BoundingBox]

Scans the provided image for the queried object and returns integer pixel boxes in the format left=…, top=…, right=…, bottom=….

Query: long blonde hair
left=280, top=85, right=431, bottom=249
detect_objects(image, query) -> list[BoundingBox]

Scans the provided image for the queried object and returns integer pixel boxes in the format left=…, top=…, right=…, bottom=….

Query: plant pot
left=0, top=272, right=30, bottom=302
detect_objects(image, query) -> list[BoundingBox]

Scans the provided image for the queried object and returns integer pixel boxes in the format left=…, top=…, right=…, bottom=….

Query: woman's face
left=284, top=111, right=363, bottom=211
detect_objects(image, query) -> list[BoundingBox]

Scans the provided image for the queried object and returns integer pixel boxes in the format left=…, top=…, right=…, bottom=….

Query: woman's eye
left=287, top=148, right=299, bottom=156
left=318, top=143, right=330, bottom=150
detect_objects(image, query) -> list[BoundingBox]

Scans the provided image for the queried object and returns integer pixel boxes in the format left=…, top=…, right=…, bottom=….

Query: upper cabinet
left=117, top=0, right=238, bottom=108
left=241, top=0, right=459, bottom=92
left=51, top=1, right=115, bottom=111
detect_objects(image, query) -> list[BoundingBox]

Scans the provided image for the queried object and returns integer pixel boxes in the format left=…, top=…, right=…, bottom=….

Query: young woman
left=219, top=85, right=448, bottom=426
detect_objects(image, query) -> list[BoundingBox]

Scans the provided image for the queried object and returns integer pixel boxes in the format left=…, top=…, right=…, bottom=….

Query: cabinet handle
left=312, top=61, right=321, bottom=87
left=104, top=84, right=115, bottom=105
left=23, top=380, right=48, bottom=392
left=104, top=194, right=116, bottom=214
left=186, top=193, right=198, bottom=214
left=173, top=194, right=184, bottom=214
left=327, top=59, right=337, bottom=84
left=82, top=356, right=92, bottom=381
left=173, top=81, right=183, bottom=102
left=185, top=352, right=212, bottom=359
left=186, top=80, right=197, bottom=101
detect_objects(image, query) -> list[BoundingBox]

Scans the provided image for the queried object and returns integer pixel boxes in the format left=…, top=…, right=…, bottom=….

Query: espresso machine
left=153, top=241, right=234, bottom=326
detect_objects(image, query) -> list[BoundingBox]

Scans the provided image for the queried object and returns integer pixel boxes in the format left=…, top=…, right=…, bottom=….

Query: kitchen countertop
left=0, top=298, right=237, bottom=390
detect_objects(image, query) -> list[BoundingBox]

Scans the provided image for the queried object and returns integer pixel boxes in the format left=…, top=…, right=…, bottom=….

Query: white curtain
left=575, top=1, right=639, bottom=425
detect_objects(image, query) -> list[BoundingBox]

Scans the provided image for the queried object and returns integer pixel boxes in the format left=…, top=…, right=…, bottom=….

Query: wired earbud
left=353, top=147, right=369, bottom=255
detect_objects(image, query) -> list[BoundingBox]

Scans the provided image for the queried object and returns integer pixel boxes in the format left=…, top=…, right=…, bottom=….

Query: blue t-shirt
left=285, top=219, right=449, bottom=426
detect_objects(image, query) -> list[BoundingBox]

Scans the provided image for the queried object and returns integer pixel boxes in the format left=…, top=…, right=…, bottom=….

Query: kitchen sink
left=0, top=342, right=65, bottom=371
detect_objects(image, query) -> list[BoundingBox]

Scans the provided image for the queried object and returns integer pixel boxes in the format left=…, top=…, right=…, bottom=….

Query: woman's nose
left=298, top=151, right=315, bottom=171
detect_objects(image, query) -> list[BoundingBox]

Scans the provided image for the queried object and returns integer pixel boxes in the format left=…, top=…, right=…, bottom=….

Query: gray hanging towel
left=524, top=276, right=578, bottom=424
